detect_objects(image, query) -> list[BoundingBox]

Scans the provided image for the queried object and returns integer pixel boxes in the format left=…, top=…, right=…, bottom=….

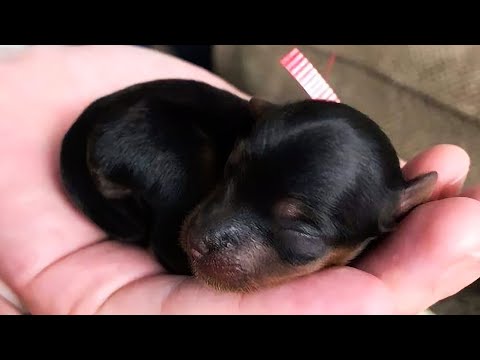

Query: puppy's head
left=180, top=98, right=438, bottom=292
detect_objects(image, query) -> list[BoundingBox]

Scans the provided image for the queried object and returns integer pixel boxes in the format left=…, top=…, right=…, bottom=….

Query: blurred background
left=1, top=44, right=479, bottom=315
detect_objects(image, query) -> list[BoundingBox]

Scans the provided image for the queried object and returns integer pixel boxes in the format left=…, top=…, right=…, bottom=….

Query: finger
left=355, top=144, right=477, bottom=314
left=17, top=233, right=394, bottom=315
left=0, top=279, right=23, bottom=315
left=0, top=297, right=22, bottom=315
left=21, top=241, right=161, bottom=314
left=95, top=266, right=395, bottom=315
left=0, top=278, right=23, bottom=310
left=401, top=144, right=470, bottom=199
left=357, top=197, right=480, bottom=314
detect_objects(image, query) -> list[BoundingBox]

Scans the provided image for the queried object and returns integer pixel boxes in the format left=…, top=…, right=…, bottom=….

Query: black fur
left=60, top=79, right=436, bottom=290
left=180, top=98, right=436, bottom=292
left=188, top=100, right=406, bottom=264
left=60, top=79, right=256, bottom=275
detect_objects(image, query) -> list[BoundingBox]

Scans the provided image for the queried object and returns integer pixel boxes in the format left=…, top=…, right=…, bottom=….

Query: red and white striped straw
left=280, top=48, right=340, bottom=103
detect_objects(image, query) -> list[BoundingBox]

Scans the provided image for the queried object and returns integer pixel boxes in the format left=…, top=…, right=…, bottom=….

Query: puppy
left=60, top=79, right=257, bottom=275
left=180, top=98, right=437, bottom=292
left=60, top=79, right=437, bottom=292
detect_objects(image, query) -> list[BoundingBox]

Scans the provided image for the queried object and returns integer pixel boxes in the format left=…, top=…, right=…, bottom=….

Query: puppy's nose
left=189, top=237, right=210, bottom=261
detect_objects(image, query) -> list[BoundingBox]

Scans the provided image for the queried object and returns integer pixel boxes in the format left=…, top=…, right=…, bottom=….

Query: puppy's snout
left=183, top=198, right=251, bottom=263
left=189, top=236, right=210, bottom=261
left=186, top=230, right=225, bottom=262
left=186, top=220, right=241, bottom=260
left=209, top=222, right=242, bottom=248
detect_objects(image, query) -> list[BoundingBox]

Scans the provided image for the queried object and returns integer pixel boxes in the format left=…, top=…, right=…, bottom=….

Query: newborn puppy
left=180, top=98, right=438, bottom=292
left=60, top=79, right=256, bottom=275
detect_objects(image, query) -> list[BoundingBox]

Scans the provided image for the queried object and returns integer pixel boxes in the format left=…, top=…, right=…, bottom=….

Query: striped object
left=280, top=48, right=340, bottom=103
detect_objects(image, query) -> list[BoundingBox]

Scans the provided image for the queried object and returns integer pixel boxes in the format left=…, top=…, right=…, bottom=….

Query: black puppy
left=60, top=79, right=257, bottom=275
left=180, top=98, right=437, bottom=292
left=60, top=79, right=437, bottom=292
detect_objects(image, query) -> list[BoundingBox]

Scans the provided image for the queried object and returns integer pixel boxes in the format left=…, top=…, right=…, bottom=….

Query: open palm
left=1, top=45, right=480, bottom=315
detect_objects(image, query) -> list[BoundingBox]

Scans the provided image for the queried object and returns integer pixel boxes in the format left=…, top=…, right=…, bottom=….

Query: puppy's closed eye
left=276, top=228, right=328, bottom=265
left=272, top=197, right=327, bottom=264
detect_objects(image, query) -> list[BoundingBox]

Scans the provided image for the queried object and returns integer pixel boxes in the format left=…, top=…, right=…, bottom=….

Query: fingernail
left=0, top=279, right=24, bottom=312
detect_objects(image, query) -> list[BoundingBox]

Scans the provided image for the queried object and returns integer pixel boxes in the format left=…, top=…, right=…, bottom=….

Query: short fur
left=60, top=79, right=437, bottom=292
left=60, top=79, right=256, bottom=274
left=180, top=99, right=437, bottom=292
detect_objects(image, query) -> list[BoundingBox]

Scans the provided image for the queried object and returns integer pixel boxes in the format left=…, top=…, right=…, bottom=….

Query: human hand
left=1, top=45, right=480, bottom=315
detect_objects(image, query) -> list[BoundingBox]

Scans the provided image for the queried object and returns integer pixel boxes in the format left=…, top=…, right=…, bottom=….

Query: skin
left=1, top=45, right=480, bottom=315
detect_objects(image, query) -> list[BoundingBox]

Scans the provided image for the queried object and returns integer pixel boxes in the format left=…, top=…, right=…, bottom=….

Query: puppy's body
left=181, top=99, right=437, bottom=292
left=60, top=79, right=255, bottom=274
left=60, top=79, right=437, bottom=292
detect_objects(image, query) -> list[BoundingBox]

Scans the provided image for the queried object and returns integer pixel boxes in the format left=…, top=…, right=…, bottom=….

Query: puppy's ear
left=378, top=171, right=438, bottom=233
left=396, top=171, right=438, bottom=218
left=249, top=97, right=277, bottom=120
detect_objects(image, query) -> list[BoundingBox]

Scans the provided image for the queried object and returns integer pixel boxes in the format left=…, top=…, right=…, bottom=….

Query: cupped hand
left=1, top=45, right=480, bottom=315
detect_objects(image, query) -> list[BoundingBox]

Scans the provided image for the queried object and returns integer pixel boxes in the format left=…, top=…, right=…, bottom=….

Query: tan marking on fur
left=195, top=242, right=285, bottom=293
left=228, top=140, right=246, bottom=166
left=86, top=135, right=132, bottom=199
left=189, top=239, right=371, bottom=294
left=180, top=185, right=375, bottom=293
left=273, top=198, right=306, bottom=220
